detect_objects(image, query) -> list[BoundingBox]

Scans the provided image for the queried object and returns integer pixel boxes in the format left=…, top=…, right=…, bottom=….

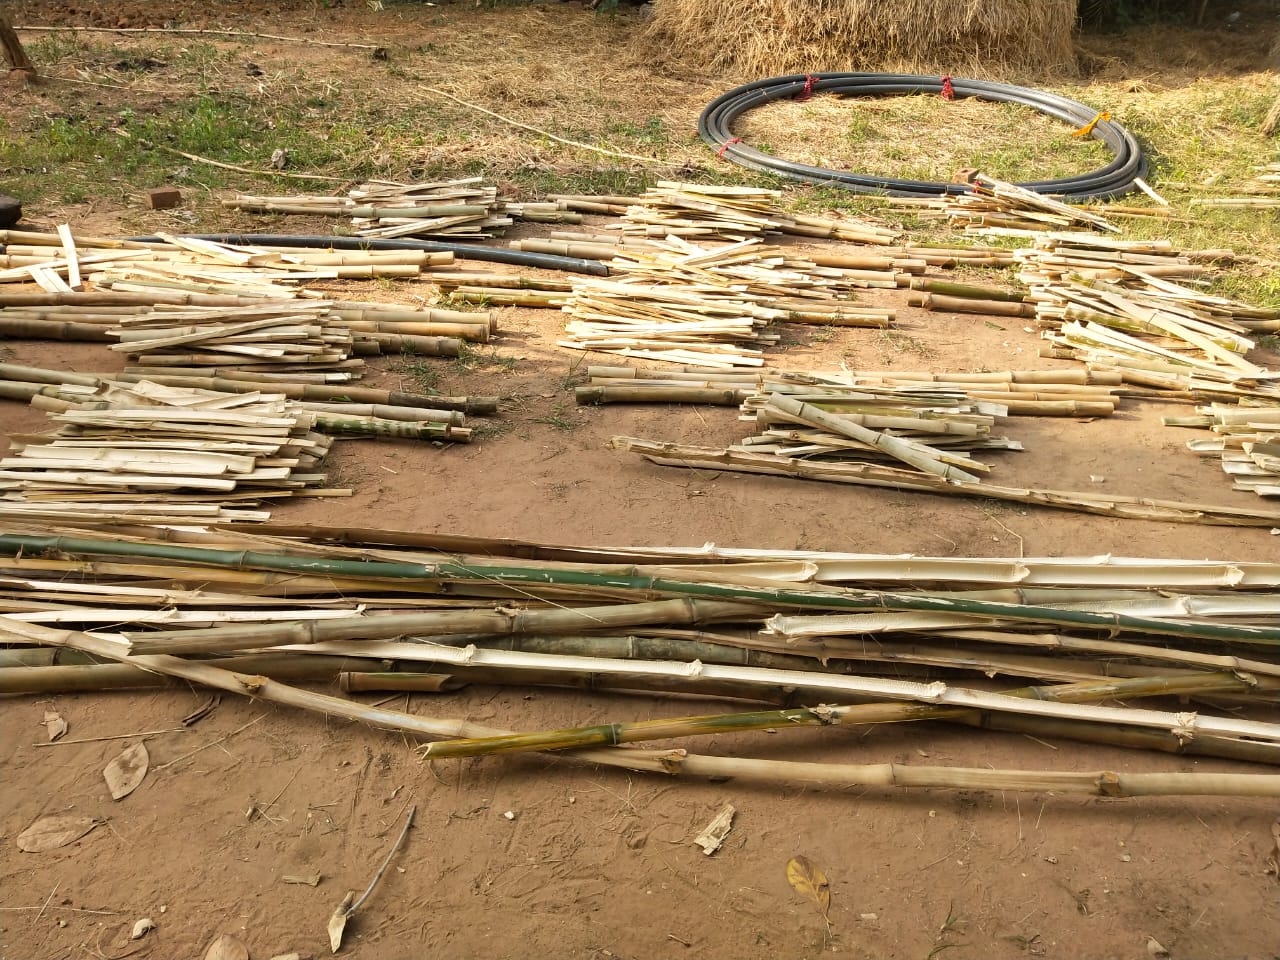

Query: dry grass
left=734, top=94, right=1113, bottom=185
left=644, top=0, right=1078, bottom=79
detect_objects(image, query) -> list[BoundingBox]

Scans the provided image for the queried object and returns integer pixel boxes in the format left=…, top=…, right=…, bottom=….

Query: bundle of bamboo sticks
left=224, top=177, right=581, bottom=239
left=601, top=181, right=901, bottom=245
left=883, top=174, right=1121, bottom=234
left=577, top=363, right=1123, bottom=418
left=0, top=380, right=338, bottom=523
left=1, top=522, right=1279, bottom=798
left=1017, top=234, right=1280, bottom=394
left=0, top=370, right=479, bottom=522
left=555, top=236, right=898, bottom=367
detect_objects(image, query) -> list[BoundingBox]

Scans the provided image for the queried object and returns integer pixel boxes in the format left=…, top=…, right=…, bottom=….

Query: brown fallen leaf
left=16, top=815, right=102, bottom=853
left=42, top=710, right=67, bottom=742
left=786, top=855, right=832, bottom=925
left=203, top=933, right=249, bottom=960
left=104, top=742, right=149, bottom=800
left=1147, top=935, right=1170, bottom=959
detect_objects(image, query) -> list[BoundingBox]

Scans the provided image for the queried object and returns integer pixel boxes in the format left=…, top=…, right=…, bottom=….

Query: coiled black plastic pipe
left=126, top=234, right=611, bottom=276
left=699, top=73, right=1146, bottom=200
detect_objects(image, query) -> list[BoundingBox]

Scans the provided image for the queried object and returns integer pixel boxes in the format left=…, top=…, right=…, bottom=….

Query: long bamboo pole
left=416, top=671, right=1272, bottom=759
left=5, top=533, right=1276, bottom=647
left=279, top=640, right=1280, bottom=745
left=4, top=617, right=1278, bottom=798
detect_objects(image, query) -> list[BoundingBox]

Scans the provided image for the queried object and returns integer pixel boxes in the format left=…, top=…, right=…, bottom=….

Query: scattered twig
left=153, top=714, right=266, bottom=772
left=329, top=803, right=417, bottom=951
left=34, top=882, right=59, bottom=923
left=422, top=87, right=676, bottom=168
left=34, top=728, right=185, bottom=747
left=150, top=143, right=350, bottom=183
left=15, top=24, right=382, bottom=50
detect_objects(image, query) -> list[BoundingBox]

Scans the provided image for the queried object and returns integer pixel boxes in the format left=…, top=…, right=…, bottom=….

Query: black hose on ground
left=125, top=233, right=611, bottom=276
left=699, top=73, right=1146, bottom=201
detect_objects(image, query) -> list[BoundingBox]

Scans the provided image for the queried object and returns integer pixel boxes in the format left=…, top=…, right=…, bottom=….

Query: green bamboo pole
left=5, top=533, right=1278, bottom=647
left=5, top=616, right=1278, bottom=798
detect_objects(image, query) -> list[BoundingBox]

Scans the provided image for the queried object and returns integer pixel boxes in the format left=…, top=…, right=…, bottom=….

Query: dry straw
left=644, top=0, right=1077, bottom=77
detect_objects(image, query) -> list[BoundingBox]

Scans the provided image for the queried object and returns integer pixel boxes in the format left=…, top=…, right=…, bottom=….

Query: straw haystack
left=644, top=0, right=1077, bottom=78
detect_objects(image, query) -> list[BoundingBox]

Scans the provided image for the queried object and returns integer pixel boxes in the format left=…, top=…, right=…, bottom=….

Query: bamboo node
left=658, top=749, right=687, bottom=774
left=811, top=705, right=840, bottom=725
left=1173, top=712, right=1200, bottom=744
left=1097, top=771, right=1123, bottom=797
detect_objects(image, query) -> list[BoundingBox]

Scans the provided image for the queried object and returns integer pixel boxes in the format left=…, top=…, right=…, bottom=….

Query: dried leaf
left=1146, top=936, right=1170, bottom=959
left=786, top=855, right=832, bottom=922
left=203, top=933, right=249, bottom=960
left=130, top=918, right=156, bottom=940
left=269, top=954, right=301, bottom=960
left=328, top=891, right=355, bottom=953
left=104, top=742, right=149, bottom=800
left=42, top=710, right=67, bottom=742
left=281, top=873, right=322, bottom=887
left=693, top=803, right=735, bottom=856
left=16, top=815, right=101, bottom=853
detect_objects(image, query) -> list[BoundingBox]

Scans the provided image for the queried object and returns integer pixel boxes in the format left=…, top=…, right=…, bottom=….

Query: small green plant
left=534, top=402, right=579, bottom=434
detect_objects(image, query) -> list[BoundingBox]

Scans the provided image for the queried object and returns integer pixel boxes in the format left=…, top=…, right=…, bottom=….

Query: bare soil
left=2, top=4, right=1279, bottom=960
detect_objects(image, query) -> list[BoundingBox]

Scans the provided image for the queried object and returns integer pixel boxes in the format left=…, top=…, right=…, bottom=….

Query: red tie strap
left=717, top=137, right=743, bottom=159
left=940, top=75, right=955, bottom=101
left=796, top=73, right=818, bottom=102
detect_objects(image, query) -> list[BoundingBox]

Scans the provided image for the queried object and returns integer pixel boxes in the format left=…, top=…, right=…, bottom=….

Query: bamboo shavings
left=1169, top=403, right=1280, bottom=498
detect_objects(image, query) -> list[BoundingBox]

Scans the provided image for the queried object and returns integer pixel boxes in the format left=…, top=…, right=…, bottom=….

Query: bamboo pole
left=279, top=640, right=1280, bottom=745
left=4, top=533, right=1280, bottom=646
left=417, top=672, right=1270, bottom=760
left=4, top=617, right=1278, bottom=798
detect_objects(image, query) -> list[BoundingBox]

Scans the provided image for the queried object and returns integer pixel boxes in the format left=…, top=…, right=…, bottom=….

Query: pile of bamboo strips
left=574, top=181, right=900, bottom=244
left=0, top=380, right=339, bottom=523
left=554, top=236, right=898, bottom=367
left=577, top=363, right=1123, bottom=418
left=0, top=369, right=479, bottom=523
left=0, top=230, right=509, bottom=378
left=224, top=177, right=581, bottom=239
left=1, top=522, right=1279, bottom=798
left=1017, top=233, right=1280, bottom=395
left=1169, top=403, right=1280, bottom=498
left=884, top=174, right=1121, bottom=234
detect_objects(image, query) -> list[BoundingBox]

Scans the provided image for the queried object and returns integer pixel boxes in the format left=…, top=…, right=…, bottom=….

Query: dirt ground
left=2, top=3, right=1280, bottom=960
